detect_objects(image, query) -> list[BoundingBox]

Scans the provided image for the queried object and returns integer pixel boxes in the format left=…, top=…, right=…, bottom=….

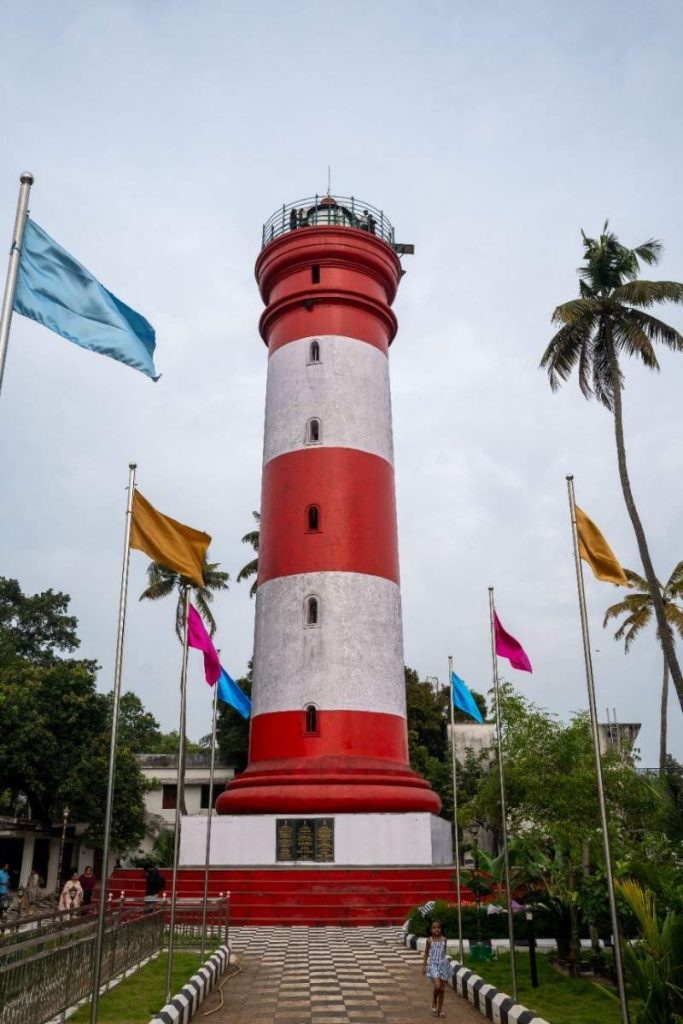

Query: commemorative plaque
left=276, top=818, right=335, bottom=862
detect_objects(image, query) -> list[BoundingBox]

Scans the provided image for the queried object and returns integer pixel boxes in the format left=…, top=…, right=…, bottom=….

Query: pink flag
left=494, top=611, right=532, bottom=673
left=187, top=604, right=221, bottom=685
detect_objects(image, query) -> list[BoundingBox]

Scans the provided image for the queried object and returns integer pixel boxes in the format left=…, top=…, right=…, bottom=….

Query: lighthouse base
left=179, top=812, right=452, bottom=867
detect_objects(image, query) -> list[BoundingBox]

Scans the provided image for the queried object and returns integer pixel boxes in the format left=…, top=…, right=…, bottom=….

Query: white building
left=134, top=752, right=236, bottom=857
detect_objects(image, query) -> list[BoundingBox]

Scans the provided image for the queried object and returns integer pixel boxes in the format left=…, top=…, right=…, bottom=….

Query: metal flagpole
left=566, top=476, right=630, bottom=1024
left=0, top=172, right=33, bottom=396
left=448, top=655, right=465, bottom=963
left=90, top=463, right=137, bottom=1024
left=488, top=587, right=517, bottom=1002
left=200, top=678, right=219, bottom=959
left=166, top=586, right=191, bottom=1003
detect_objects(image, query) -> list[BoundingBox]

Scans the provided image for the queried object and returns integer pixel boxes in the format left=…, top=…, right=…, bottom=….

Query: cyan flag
left=451, top=671, right=484, bottom=724
left=217, top=666, right=251, bottom=720
left=13, top=219, right=159, bottom=380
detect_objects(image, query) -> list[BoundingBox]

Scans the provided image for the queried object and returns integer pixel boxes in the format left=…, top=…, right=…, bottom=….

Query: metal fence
left=262, top=194, right=395, bottom=248
left=0, top=905, right=163, bottom=1024
left=0, top=896, right=229, bottom=1024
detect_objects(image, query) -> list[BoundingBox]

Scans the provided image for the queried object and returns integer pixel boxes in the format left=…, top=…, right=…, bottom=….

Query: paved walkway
left=202, top=926, right=481, bottom=1024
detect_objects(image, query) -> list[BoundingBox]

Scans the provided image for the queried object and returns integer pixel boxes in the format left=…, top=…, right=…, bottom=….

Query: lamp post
left=526, top=908, right=538, bottom=988
left=55, top=806, right=70, bottom=897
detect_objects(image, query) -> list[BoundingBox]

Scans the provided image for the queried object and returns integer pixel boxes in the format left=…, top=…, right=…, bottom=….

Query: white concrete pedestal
left=179, top=812, right=452, bottom=866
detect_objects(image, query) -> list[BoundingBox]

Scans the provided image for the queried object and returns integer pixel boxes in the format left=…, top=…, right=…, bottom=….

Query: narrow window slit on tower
left=311, top=264, right=321, bottom=284
left=309, top=340, right=320, bottom=363
left=307, top=418, right=321, bottom=443
left=305, top=704, right=318, bottom=733
left=307, top=505, right=320, bottom=531
left=305, top=596, right=319, bottom=625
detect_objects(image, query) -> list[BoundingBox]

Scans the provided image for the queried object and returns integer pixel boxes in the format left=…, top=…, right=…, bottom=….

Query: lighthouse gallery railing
left=262, top=194, right=395, bottom=249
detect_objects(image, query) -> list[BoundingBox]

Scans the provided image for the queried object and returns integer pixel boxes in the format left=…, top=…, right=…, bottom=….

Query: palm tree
left=540, top=224, right=683, bottom=715
left=604, top=565, right=683, bottom=776
left=139, top=556, right=229, bottom=812
left=236, top=511, right=259, bottom=598
left=139, top=558, right=230, bottom=639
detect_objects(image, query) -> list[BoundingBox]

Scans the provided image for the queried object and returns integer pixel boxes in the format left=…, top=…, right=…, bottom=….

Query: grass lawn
left=71, top=952, right=204, bottom=1023
left=461, top=952, right=638, bottom=1024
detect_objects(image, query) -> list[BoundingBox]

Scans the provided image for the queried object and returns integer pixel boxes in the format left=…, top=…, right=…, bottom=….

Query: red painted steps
left=108, top=867, right=471, bottom=926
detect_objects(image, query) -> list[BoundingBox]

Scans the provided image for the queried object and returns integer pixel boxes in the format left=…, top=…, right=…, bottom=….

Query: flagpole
left=447, top=655, right=465, bottom=963
left=566, top=476, right=630, bottom=1024
left=488, top=587, right=517, bottom=1002
left=90, top=463, right=136, bottom=1024
left=166, top=586, right=191, bottom=1003
left=0, top=172, right=33, bottom=396
left=200, top=678, right=218, bottom=959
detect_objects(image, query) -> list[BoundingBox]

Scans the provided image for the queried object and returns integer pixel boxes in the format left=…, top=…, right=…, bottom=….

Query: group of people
left=286, top=205, right=377, bottom=234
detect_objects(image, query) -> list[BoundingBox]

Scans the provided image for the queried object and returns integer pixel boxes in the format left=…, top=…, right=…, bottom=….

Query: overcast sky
left=1, top=1, right=681, bottom=768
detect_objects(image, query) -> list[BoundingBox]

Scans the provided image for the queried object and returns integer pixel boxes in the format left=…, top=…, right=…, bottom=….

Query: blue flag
left=451, top=671, right=484, bottom=723
left=217, top=666, right=251, bottom=720
left=13, top=219, right=159, bottom=380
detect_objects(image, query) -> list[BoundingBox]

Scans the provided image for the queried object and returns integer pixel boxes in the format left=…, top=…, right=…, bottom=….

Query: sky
left=1, top=0, right=681, bottom=769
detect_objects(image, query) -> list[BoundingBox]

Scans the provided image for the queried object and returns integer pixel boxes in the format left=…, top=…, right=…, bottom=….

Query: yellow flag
left=575, top=505, right=629, bottom=586
left=130, top=489, right=210, bottom=587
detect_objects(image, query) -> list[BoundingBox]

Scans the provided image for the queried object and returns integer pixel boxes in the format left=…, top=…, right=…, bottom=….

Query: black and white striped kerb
left=150, top=944, right=229, bottom=1024
left=402, top=929, right=549, bottom=1024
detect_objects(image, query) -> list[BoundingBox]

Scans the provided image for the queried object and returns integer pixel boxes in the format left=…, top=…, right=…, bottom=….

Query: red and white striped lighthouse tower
left=217, top=195, right=440, bottom=818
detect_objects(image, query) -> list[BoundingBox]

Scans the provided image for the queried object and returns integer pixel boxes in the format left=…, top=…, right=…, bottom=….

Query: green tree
left=465, top=686, right=682, bottom=966
left=0, top=576, right=79, bottom=667
left=604, top=564, right=683, bottom=775
left=215, top=667, right=252, bottom=771
left=236, top=511, right=259, bottom=598
left=139, top=555, right=229, bottom=811
left=540, top=225, right=683, bottom=713
left=404, top=667, right=487, bottom=821
left=0, top=639, right=148, bottom=851
left=102, top=691, right=163, bottom=753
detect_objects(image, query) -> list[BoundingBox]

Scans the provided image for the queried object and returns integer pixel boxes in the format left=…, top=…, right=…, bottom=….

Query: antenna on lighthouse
left=327, top=165, right=332, bottom=195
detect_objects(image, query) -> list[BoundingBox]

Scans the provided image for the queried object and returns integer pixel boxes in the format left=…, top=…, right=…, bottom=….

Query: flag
left=217, top=666, right=251, bottom=719
left=451, top=671, right=484, bottom=723
left=494, top=611, right=532, bottom=673
left=575, top=505, right=629, bottom=586
left=187, top=605, right=221, bottom=685
left=131, top=489, right=210, bottom=587
left=13, top=218, right=159, bottom=379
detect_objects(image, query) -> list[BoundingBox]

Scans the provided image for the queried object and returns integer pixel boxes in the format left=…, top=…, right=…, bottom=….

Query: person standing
left=79, top=865, right=96, bottom=906
left=58, top=870, right=83, bottom=913
left=0, top=863, right=10, bottom=916
left=423, top=919, right=451, bottom=1018
left=143, top=865, right=166, bottom=912
left=26, top=868, right=41, bottom=904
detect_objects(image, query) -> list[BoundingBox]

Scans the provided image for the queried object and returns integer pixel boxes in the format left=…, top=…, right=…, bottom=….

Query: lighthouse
left=217, top=193, right=442, bottom=823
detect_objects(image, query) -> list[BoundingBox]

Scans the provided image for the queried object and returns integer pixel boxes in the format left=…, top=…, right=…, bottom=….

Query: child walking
left=422, top=918, right=450, bottom=1017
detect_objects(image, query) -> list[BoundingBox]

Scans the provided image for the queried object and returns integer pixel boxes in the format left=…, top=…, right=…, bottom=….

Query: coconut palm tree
left=139, top=556, right=229, bottom=812
left=237, top=511, right=259, bottom=598
left=139, top=558, right=229, bottom=639
left=604, top=565, right=683, bottom=776
left=540, top=224, right=683, bottom=715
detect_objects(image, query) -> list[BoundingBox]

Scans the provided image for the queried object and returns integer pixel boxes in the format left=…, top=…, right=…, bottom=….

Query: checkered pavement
left=202, top=926, right=481, bottom=1023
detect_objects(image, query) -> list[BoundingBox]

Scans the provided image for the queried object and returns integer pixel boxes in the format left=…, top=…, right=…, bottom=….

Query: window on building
left=200, top=784, right=225, bottom=810
left=305, top=704, right=318, bottom=733
left=307, top=505, right=320, bottom=531
left=305, top=595, right=319, bottom=626
left=306, top=418, right=321, bottom=444
left=162, top=784, right=177, bottom=810
left=311, top=264, right=321, bottom=284
left=308, top=340, right=320, bottom=363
